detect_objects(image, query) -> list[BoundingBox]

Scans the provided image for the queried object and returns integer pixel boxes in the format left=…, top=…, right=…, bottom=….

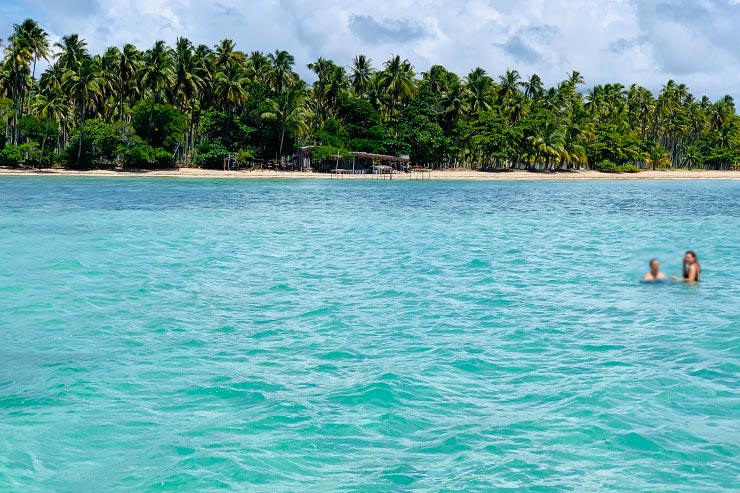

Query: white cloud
left=3, top=0, right=740, bottom=100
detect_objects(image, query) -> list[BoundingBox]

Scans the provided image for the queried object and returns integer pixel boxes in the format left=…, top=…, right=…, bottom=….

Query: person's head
left=684, top=251, right=698, bottom=265
left=650, top=259, right=660, bottom=274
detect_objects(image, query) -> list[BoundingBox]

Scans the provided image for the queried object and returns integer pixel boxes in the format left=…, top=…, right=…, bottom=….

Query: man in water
left=643, top=259, right=667, bottom=282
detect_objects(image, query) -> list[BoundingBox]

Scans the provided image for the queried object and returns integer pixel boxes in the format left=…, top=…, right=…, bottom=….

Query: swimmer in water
left=643, top=259, right=667, bottom=282
left=672, top=250, right=701, bottom=282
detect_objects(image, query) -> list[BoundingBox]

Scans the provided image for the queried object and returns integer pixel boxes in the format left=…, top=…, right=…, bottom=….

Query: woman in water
left=672, top=250, right=701, bottom=282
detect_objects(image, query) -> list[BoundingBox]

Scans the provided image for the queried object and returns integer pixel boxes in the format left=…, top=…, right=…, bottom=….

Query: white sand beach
left=2, top=167, right=740, bottom=181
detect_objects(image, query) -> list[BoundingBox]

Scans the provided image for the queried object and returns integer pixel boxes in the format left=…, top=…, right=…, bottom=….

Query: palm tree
left=140, top=41, right=174, bottom=139
left=214, top=39, right=245, bottom=70
left=140, top=41, right=174, bottom=105
left=2, top=40, right=32, bottom=143
left=261, top=83, right=312, bottom=159
left=306, top=58, right=349, bottom=128
left=422, top=65, right=457, bottom=94
left=528, top=121, right=565, bottom=169
left=213, top=64, right=248, bottom=134
left=521, top=73, right=544, bottom=100
left=442, top=81, right=469, bottom=125
left=267, top=50, right=295, bottom=94
left=498, top=69, right=521, bottom=102
left=567, top=70, right=584, bottom=87
left=644, top=143, right=671, bottom=170
left=465, top=68, right=493, bottom=113
left=55, top=34, right=88, bottom=71
left=562, top=121, right=591, bottom=169
left=193, top=44, right=215, bottom=108
left=63, top=56, right=104, bottom=160
left=378, top=55, right=415, bottom=119
left=115, top=44, right=141, bottom=120
left=246, top=51, right=270, bottom=85
left=350, top=55, right=373, bottom=97
left=17, top=19, right=50, bottom=81
left=30, top=89, right=65, bottom=165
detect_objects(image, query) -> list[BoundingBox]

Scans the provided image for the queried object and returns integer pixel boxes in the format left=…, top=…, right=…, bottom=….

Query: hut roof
left=298, top=147, right=410, bottom=163
left=353, top=152, right=410, bottom=163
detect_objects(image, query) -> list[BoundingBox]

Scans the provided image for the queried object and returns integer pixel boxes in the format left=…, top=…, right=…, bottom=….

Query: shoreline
left=1, top=167, right=740, bottom=181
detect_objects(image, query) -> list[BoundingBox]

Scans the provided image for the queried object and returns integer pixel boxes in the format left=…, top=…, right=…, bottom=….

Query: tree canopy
left=1, top=18, right=739, bottom=170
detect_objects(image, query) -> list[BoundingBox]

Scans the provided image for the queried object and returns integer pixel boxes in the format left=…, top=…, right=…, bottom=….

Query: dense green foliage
left=1, top=18, right=739, bottom=170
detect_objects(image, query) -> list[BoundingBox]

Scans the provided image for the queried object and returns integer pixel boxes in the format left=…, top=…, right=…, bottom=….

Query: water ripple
left=0, top=177, right=739, bottom=491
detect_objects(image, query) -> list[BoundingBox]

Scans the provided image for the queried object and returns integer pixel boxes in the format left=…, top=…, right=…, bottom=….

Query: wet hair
left=649, top=258, right=658, bottom=267
left=683, top=251, right=698, bottom=278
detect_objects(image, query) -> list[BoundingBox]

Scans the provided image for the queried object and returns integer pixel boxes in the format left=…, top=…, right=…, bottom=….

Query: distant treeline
left=1, top=18, right=739, bottom=171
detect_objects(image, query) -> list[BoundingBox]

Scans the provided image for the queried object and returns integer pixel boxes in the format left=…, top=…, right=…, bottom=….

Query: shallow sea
left=1, top=177, right=739, bottom=492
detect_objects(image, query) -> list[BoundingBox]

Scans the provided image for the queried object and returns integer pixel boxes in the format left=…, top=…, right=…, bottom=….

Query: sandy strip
left=1, top=167, right=740, bottom=181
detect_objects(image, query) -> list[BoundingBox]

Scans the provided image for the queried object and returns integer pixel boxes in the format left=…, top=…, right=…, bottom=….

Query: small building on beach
left=295, top=147, right=410, bottom=174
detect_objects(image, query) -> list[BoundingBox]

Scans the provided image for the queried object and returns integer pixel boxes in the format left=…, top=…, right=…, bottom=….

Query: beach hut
left=295, top=147, right=411, bottom=175
left=295, top=146, right=315, bottom=172
left=352, top=152, right=410, bottom=175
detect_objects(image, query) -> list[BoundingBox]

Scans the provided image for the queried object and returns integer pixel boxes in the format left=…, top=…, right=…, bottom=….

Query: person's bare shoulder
left=657, top=273, right=668, bottom=280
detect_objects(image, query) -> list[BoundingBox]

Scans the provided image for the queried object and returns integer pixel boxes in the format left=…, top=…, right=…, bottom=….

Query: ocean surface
left=1, top=177, right=739, bottom=492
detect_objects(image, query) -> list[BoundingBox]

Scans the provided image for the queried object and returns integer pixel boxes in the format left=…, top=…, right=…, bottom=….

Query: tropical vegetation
left=1, top=18, right=739, bottom=171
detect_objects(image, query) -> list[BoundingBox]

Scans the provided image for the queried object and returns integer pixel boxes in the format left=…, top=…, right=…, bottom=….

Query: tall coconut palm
left=30, top=89, right=65, bottom=165
left=528, top=121, right=565, bottom=169
left=115, top=43, right=142, bottom=120
left=422, top=65, right=457, bottom=95
left=2, top=39, right=32, bottom=143
left=140, top=41, right=174, bottom=105
left=442, top=81, right=469, bottom=125
left=55, top=34, right=88, bottom=71
left=214, top=39, right=245, bottom=70
left=307, top=58, right=349, bottom=127
left=267, top=50, right=295, bottom=94
left=521, top=73, right=544, bottom=100
left=260, top=83, right=312, bottom=159
left=16, top=19, right=50, bottom=80
left=465, top=68, right=493, bottom=113
left=378, top=55, right=415, bottom=119
left=498, top=69, right=521, bottom=102
left=173, top=38, right=200, bottom=109
left=246, top=51, right=270, bottom=85
left=213, top=64, right=248, bottom=134
left=193, top=44, right=215, bottom=109
left=63, top=56, right=104, bottom=160
left=140, top=41, right=174, bottom=139
left=350, top=55, right=373, bottom=97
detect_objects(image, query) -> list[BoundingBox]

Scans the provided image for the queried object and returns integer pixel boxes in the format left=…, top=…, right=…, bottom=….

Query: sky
left=2, top=0, right=740, bottom=100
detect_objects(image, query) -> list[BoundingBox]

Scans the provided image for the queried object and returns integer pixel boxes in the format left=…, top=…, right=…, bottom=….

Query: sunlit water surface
left=1, top=177, right=739, bottom=492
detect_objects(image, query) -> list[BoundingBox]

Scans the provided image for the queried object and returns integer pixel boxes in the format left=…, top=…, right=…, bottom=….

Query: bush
left=237, top=148, right=255, bottom=165
left=64, top=119, right=122, bottom=167
left=192, top=141, right=229, bottom=168
left=594, top=160, right=641, bottom=173
left=0, top=144, right=24, bottom=166
left=120, top=140, right=173, bottom=168
left=0, top=143, right=40, bottom=167
left=593, top=160, right=618, bottom=173
left=617, top=164, right=641, bottom=173
left=131, top=101, right=186, bottom=152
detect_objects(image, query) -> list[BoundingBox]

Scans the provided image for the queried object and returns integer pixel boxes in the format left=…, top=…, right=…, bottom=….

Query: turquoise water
left=1, top=177, right=740, bottom=492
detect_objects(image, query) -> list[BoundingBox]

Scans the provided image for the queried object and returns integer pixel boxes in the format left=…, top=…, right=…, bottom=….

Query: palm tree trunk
left=278, top=123, right=286, bottom=159
left=78, top=99, right=86, bottom=161
left=40, top=119, right=48, bottom=168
